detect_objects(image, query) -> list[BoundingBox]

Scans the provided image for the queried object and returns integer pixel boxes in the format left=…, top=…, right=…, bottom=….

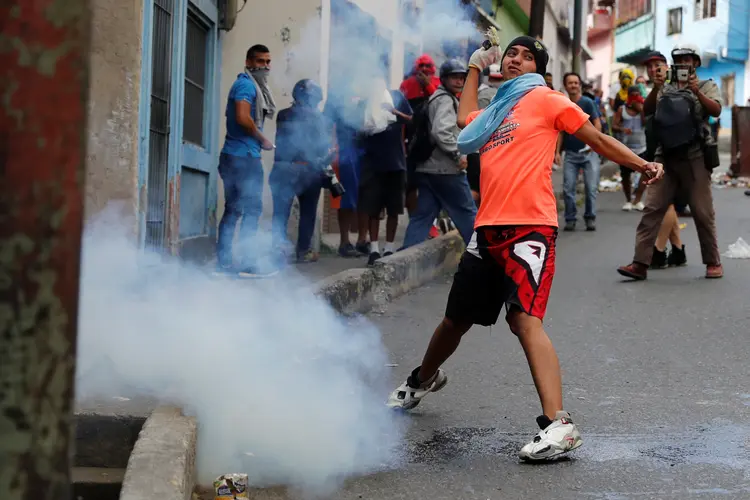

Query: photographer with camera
left=618, top=44, right=724, bottom=280
left=269, top=79, right=337, bottom=264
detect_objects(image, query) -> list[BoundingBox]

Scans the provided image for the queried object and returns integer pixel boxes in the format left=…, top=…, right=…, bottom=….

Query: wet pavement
left=213, top=184, right=750, bottom=500
left=247, top=186, right=750, bottom=500
left=338, top=187, right=750, bottom=500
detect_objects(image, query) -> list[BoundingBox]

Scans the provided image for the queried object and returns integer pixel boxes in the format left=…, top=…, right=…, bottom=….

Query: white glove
left=468, top=45, right=502, bottom=72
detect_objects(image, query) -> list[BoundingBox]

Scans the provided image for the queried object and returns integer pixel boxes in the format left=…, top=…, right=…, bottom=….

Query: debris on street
left=214, top=474, right=249, bottom=500
left=599, top=177, right=622, bottom=192
left=724, top=237, right=750, bottom=259
left=711, top=172, right=750, bottom=188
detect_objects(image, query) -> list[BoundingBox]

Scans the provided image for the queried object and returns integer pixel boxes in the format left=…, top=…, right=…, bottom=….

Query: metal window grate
left=183, top=12, right=208, bottom=146
left=146, top=0, right=174, bottom=251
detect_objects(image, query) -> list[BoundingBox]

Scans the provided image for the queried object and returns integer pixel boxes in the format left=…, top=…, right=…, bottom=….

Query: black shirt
left=274, top=105, right=333, bottom=165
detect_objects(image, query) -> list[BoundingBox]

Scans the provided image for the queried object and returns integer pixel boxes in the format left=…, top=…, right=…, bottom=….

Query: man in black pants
left=359, top=89, right=413, bottom=266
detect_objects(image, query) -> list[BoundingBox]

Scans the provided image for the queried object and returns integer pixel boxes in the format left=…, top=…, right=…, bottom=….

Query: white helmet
left=671, top=43, right=702, bottom=67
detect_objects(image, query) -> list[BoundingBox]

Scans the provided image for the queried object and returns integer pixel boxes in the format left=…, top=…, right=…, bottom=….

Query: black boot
left=668, top=244, right=687, bottom=267
left=650, top=247, right=668, bottom=269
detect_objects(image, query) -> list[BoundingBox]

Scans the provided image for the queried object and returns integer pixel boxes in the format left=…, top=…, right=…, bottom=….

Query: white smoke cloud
left=74, top=206, right=404, bottom=494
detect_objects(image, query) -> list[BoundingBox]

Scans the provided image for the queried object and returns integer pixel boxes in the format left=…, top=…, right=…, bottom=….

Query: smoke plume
left=74, top=208, right=402, bottom=494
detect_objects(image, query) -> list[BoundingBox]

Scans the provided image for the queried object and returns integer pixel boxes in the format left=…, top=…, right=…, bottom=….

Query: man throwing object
left=386, top=36, right=664, bottom=461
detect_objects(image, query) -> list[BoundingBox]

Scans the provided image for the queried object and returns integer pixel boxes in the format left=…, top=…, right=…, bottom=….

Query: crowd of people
left=215, top=36, right=724, bottom=463
left=214, top=41, right=724, bottom=279
left=214, top=45, right=501, bottom=277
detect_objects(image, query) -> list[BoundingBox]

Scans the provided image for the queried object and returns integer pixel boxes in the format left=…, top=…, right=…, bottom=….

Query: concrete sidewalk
left=289, top=213, right=411, bottom=283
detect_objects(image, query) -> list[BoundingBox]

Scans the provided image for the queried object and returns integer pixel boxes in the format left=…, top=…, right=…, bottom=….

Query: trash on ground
left=679, top=223, right=687, bottom=230
left=385, top=363, right=399, bottom=368
left=712, top=172, right=750, bottom=188
left=723, top=237, right=750, bottom=259
left=599, top=178, right=621, bottom=192
left=214, top=474, right=249, bottom=500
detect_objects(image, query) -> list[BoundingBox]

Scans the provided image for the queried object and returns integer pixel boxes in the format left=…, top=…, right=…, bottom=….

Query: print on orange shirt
left=465, top=86, right=590, bottom=229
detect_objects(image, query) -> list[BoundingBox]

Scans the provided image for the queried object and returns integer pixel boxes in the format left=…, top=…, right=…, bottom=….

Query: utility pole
left=572, top=0, right=583, bottom=73
left=529, top=0, right=546, bottom=39
left=0, top=1, right=91, bottom=499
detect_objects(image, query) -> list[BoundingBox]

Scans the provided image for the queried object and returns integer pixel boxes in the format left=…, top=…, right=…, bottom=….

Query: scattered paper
left=599, top=178, right=621, bottom=192
left=712, top=173, right=750, bottom=188
left=723, top=237, right=750, bottom=259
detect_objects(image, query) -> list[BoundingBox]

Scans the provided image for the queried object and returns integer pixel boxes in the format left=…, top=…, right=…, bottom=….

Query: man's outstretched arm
left=574, top=121, right=663, bottom=184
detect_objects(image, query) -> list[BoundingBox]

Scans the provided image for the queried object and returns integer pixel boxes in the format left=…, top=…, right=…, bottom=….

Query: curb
left=315, top=231, right=464, bottom=315
left=74, top=398, right=156, bottom=468
left=119, top=406, right=197, bottom=500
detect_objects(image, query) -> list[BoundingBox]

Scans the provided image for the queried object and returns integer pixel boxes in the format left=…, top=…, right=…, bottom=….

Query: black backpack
left=407, top=93, right=458, bottom=164
left=654, top=89, right=699, bottom=152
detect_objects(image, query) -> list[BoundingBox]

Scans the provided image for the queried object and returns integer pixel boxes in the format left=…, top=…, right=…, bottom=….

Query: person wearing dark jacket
left=269, top=79, right=333, bottom=264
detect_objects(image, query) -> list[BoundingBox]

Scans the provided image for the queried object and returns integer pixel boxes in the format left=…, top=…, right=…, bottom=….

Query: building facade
left=85, top=0, right=225, bottom=261
left=653, top=0, right=750, bottom=127
left=586, top=4, right=615, bottom=97
left=612, top=0, right=654, bottom=76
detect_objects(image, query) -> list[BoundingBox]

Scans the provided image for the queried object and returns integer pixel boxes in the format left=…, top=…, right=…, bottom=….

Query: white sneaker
left=634, top=201, right=645, bottom=211
left=622, top=202, right=633, bottom=211
left=518, top=411, right=583, bottom=462
left=386, top=367, right=448, bottom=410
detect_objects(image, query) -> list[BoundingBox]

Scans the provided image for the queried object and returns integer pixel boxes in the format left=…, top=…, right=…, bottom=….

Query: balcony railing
left=614, top=12, right=654, bottom=62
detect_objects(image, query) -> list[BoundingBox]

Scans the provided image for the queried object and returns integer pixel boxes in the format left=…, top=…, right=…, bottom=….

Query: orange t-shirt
left=465, top=87, right=589, bottom=229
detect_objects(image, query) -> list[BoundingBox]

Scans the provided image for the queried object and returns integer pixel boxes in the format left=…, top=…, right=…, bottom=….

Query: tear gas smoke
left=272, top=0, right=484, bottom=132
left=75, top=207, right=403, bottom=494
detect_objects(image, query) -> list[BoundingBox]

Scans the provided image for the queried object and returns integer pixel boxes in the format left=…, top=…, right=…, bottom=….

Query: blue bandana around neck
left=457, top=73, right=546, bottom=155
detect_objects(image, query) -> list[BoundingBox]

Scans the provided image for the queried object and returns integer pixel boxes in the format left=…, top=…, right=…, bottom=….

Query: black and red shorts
left=445, top=225, right=558, bottom=326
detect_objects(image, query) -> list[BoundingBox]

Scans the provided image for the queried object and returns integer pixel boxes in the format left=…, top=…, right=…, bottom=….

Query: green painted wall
left=492, top=0, right=528, bottom=47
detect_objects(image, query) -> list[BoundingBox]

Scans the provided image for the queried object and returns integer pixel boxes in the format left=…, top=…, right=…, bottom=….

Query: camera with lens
left=671, top=64, right=693, bottom=83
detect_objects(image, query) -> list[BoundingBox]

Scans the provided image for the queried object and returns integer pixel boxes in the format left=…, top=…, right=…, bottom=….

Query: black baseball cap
left=502, top=36, right=549, bottom=75
left=642, top=51, right=667, bottom=64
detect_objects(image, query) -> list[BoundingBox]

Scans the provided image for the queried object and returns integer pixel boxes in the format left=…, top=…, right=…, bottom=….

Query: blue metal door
left=139, top=0, right=220, bottom=258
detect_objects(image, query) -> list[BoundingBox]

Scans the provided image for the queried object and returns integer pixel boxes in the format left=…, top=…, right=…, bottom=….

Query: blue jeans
left=216, top=153, right=264, bottom=268
left=403, top=173, right=477, bottom=249
left=563, top=150, right=601, bottom=223
left=269, top=162, right=323, bottom=256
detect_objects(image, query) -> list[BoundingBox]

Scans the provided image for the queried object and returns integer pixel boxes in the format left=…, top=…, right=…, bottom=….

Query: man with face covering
left=386, top=36, right=664, bottom=462
left=613, top=68, right=634, bottom=111
left=216, top=44, right=277, bottom=278
left=401, top=55, right=442, bottom=225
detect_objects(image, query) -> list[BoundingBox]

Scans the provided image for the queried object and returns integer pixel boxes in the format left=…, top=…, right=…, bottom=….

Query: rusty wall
left=84, top=0, right=142, bottom=234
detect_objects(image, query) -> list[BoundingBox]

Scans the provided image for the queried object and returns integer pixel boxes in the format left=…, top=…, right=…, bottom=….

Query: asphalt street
left=255, top=187, right=750, bottom=500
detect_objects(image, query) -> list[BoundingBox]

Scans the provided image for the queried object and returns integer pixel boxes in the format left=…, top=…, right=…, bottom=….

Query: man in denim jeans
left=402, top=59, right=477, bottom=249
left=269, top=79, right=332, bottom=265
left=556, top=72, right=601, bottom=231
left=216, top=44, right=276, bottom=277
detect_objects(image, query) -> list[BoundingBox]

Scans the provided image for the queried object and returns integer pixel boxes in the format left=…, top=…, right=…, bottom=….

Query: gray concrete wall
left=218, top=0, right=325, bottom=243
left=84, top=0, right=143, bottom=235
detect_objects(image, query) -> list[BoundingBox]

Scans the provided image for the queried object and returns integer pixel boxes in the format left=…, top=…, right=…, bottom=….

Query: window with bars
left=667, top=7, right=683, bottom=34
left=183, top=11, right=209, bottom=146
left=695, top=0, right=717, bottom=20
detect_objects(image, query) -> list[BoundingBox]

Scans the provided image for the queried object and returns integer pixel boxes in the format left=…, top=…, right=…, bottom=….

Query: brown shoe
left=617, top=262, right=648, bottom=281
left=706, top=264, right=724, bottom=279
